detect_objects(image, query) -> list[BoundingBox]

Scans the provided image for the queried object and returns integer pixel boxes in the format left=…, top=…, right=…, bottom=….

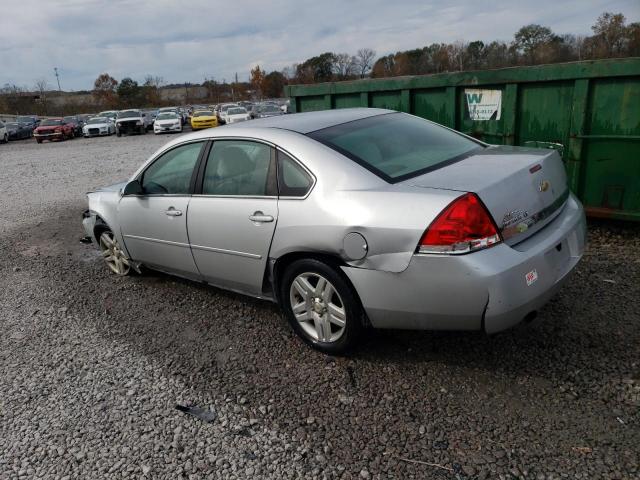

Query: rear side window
left=277, top=151, right=312, bottom=197
left=202, top=140, right=273, bottom=196
left=309, top=112, right=483, bottom=183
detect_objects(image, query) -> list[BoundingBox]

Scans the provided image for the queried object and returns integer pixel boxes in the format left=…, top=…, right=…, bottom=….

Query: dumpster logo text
left=465, top=89, right=502, bottom=121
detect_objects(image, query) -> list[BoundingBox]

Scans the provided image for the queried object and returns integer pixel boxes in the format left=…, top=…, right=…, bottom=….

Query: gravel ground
left=0, top=134, right=639, bottom=479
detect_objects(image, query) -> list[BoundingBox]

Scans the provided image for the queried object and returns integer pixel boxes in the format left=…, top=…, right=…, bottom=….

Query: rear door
left=187, top=139, right=278, bottom=295
left=119, top=140, right=205, bottom=277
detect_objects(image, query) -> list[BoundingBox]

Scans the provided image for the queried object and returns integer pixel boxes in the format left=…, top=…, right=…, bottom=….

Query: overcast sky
left=1, top=0, right=638, bottom=91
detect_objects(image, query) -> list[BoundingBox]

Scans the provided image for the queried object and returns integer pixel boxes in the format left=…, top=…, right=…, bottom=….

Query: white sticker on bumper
left=525, top=269, right=539, bottom=286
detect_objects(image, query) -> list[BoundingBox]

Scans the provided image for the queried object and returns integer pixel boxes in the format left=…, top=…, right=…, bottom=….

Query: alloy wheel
left=289, top=272, right=347, bottom=343
left=99, top=231, right=130, bottom=275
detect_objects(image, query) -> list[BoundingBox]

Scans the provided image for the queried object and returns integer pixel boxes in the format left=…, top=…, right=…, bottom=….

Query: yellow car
left=190, top=110, right=218, bottom=130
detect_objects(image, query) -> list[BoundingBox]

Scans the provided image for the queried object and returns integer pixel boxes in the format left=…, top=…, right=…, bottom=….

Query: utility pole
left=54, top=67, right=61, bottom=91
left=234, top=72, right=238, bottom=101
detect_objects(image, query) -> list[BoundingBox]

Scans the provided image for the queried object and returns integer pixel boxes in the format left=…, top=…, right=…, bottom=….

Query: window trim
left=131, top=139, right=208, bottom=197
left=276, top=148, right=315, bottom=199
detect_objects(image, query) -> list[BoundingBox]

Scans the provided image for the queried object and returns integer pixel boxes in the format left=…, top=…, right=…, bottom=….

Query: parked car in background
left=217, top=103, right=239, bottom=124
left=0, top=121, right=7, bottom=143
left=190, top=110, right=218, bottom=130
left=97, top=111, right=118, bottom=123
left=143, top=109, right=158, bottom=123
left=82, top=108, right=586, bottom=353
left=158, top=107, right=186, bottom=125
left=252, top=104, right=285, bottom=119
left=115, top=110, right=149, bottom=136
left=16, top=115, right=39, bottom=129
left=33, top=118, right=75, bottom=143
left=225, top=106, right=250, bottom=124
left=5, top=121, right=33, bottom=140
left=83, top=117, right=116, bottom=137
left=63, top=116, right=85, bottom=137
left=153, top=112, right=183, bottom=134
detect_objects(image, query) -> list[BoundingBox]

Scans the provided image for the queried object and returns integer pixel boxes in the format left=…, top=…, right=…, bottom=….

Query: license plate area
left=544, top=239, right=571, bottom=279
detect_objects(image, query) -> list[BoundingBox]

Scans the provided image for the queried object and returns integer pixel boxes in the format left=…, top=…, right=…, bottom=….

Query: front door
left=187, top=140, right=278, bottom=295
left=119, top=141, right=205, bottom=277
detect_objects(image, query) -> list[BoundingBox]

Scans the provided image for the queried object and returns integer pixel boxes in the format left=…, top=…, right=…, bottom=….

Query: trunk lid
left=404, top=145, right=569, bottom=245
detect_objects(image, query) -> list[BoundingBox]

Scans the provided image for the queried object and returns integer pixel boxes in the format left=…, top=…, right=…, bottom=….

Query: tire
left=116, top=130, right=121, bottom=137
left=140, top=126, right=146, bottom=135
left=97, top=229, right=131, bottom=276
left=2, top=133, right=7, bottom=143
left=279, top=258, right=362, bottom=354
left=36, top=139, right=42, bottom=144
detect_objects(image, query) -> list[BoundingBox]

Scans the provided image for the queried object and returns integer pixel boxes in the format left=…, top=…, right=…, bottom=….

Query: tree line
left=1, top=11, right=638, bottom=115
left=269, top=12, right=638, bottom=84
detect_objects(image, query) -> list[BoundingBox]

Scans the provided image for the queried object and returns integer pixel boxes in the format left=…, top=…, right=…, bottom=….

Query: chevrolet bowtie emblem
left=539, top=180, right=551, bottom=192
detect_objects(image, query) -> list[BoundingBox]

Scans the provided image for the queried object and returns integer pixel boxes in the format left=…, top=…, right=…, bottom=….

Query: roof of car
left=231, top=107, right=391, bottom=134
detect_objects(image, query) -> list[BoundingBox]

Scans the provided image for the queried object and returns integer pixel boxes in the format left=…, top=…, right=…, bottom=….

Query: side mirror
left=123, top=179, right=143, bottom=196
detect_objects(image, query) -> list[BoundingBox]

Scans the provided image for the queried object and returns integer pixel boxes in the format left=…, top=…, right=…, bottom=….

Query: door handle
left=165, top=208, right=182, bottom=217
left=249, top=211, right=274, bottom=223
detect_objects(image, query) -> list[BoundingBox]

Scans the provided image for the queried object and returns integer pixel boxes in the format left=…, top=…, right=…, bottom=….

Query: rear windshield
left=308, top=113, right=483, bottom=183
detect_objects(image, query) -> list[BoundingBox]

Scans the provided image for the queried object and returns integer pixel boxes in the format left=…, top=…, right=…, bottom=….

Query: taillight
left=417, top=193, right=501, bottom=254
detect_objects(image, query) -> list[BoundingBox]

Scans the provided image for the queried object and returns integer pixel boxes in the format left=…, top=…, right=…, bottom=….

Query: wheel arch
left=268, top=251, right=371, bottom=327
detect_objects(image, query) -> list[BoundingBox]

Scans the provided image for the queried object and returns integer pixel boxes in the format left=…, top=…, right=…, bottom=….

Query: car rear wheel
left=280, top=258, right=362, bottom=354
left=98, top=230, right=131, bottom=276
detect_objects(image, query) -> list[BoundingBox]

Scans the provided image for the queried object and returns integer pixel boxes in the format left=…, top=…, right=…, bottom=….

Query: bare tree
left=143, top=75, right=164, bottom=88
left=333, top=53, right=356, bottom=80
left=591, top=12, right=628, bottom=56
left=449, top=40, right=468, bottom=71
left=355, top=48, right=376, bottom=78
left=34, top=77, right=49, bottom=114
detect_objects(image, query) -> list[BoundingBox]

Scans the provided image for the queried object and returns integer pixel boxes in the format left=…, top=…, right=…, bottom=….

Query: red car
left=33, top=118, right=75, bottom=143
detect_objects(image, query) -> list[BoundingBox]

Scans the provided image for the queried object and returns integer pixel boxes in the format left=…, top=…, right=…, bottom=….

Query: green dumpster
left=285, top=58, right=640, bottom=221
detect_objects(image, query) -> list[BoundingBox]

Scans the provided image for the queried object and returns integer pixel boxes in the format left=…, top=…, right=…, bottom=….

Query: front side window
left=309, top=112, right=483, bottom=183
left=202, top=140, right=273, bottom=196
left=141, top=141, right=204, bottom=194
left=277, top=151, right=312, bottom=197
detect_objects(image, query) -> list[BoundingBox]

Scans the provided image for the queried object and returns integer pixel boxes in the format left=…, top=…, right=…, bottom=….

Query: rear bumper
left=342, top=193, right=587, bottom=333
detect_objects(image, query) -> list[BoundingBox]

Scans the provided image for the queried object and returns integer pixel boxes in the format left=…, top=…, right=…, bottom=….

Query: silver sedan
left=82, top=108, right=586, bottom=353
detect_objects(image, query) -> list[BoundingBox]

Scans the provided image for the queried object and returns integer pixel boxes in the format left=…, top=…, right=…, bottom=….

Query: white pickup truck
left=115, top=109, right=151, bottom=136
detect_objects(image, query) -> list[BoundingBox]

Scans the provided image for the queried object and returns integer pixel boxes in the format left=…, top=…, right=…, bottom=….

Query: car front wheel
left=98, top=230, right=131, bottom=276
left=280, top=258, right=362, bottom=354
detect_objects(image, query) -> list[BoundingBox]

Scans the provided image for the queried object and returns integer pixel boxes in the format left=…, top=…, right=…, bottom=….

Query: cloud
left=0, top=0, right=637, bottom=90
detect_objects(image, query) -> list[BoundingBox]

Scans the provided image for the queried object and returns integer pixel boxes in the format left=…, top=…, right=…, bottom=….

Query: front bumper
left=84, top=129, right=110, bottom=137
left=342, top=193, right=587, bottom=334
left=82, top=210, right=97, bottom=242
left=34, top=132, right=63, bottom=139
left=154, top=124, right=182, bottom=133
left=191, top=121, right=217, bottom=130
left=117, top=121, right=144, bottom=134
